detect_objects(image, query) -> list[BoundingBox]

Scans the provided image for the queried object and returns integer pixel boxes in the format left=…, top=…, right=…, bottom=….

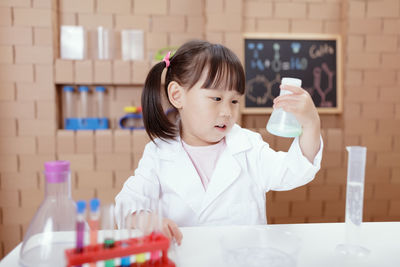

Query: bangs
left=182, top=44, right=246, bottom=95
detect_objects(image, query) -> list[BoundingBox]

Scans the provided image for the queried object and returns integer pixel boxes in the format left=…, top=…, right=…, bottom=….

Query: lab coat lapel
left=158, top=139, right=206, bottom=214
left=200, top=124, right=251, bottom=213
left=200, top=150, right=241, bottom=213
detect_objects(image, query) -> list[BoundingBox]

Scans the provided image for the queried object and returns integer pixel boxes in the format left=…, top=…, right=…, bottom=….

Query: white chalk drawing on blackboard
left=248, top=42, right=265, bottom=71
left=313, top=63, right=335, bottom=107
left=271, top=43, right=282, bottom=72
left=245, top=74, right=281, bottom=105
left=309, top=43, right=335, bottom=59
left=242, top=34, right=342, bottom=114
left=291, top=42, right=301, bottom=54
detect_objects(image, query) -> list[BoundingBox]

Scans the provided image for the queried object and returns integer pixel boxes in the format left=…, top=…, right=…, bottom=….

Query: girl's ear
left=167, top=81, right=184, bottom=109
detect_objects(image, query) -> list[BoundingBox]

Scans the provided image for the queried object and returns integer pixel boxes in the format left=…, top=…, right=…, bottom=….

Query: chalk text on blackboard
left=309, top=44, right=334, bottom=59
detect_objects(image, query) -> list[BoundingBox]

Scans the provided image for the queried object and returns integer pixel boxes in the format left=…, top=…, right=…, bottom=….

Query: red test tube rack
left=65, top=232, right=175, bottom=267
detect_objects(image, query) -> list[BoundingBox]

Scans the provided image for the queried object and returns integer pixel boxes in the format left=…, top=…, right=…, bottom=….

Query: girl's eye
left=232, top=100, right=239, bottom=104
left=212, top=97, right=222, bottom=101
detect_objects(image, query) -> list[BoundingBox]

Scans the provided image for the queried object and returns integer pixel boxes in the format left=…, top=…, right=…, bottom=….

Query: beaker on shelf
left=121, top=29, right=144, bottom=61
left=60, top=25, right=86, bottom=60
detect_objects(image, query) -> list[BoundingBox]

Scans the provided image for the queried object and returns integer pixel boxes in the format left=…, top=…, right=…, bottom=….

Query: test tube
left=336, top=146, right=370, bottom=256
left=135, top=208, right=148, bottom=266
left=63, top=86, right=75, bottom=119
left=76, top=200, right=86, bottom=267
left=89, top=198, right=100, bottom=267
left=150, top=198, right=162, bottom=266
left=119, top=202, right=131, bottom=267
left=95, top=86, right=105, bottom=118
left=102, top=204, right=115, bottom=267
left=78, top=86, right=89, bottom=118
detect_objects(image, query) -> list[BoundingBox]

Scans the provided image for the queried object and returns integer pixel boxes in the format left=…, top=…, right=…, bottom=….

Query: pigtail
left=141, top=62, right=178, bottom=142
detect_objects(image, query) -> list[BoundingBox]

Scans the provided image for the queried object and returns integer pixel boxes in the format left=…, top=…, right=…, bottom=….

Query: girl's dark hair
left=141, top=40, right=245, bottom=142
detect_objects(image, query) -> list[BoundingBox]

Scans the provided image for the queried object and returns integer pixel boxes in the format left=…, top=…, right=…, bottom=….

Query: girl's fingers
left=162, top=221, right=173, bottom=239
left=273, top=102, right=297, bottom=113
left=274, top=94, right=302, bottom=103
left=168, top=223, right=183, bottom=245
left=280, top=84, right=303, bottom=94
left=162, top=219, right=183, bottom=245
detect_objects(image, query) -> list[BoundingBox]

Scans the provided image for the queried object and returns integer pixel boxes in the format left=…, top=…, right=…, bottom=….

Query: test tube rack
left=65, top=232, right=175, bottom=267
left=65, top=117, right=109, bottom=130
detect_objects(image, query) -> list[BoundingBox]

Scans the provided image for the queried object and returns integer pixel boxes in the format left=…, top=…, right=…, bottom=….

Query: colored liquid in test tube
left=104, top=239, right=115, bottom=267
left=89, top=198, right=100, bottom=267
left=76, top=200, right=86, bottom=267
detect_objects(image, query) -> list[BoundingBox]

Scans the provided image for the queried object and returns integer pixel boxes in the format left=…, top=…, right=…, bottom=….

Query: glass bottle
left=266, top=77, right=302, bottom=138
left=19, top=161, right=76, bottom=267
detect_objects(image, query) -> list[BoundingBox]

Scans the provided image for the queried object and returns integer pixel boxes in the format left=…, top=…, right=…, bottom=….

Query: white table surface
left=1, top=222, right=399, bottom=267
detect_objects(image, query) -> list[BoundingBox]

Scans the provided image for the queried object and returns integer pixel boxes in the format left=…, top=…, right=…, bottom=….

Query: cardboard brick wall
left=1, top=0, right=400, bottom=259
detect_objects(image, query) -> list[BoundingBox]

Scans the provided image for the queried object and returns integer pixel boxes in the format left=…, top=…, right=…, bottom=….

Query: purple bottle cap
left=44, top=161, right=70, bottom=183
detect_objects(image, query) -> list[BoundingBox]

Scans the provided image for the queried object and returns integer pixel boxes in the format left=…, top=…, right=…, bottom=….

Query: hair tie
left=163, top=51, right=171, bottom=68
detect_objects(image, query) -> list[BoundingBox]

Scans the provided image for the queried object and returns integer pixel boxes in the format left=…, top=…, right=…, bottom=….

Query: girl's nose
left=219, top=103, right=232, bottom=117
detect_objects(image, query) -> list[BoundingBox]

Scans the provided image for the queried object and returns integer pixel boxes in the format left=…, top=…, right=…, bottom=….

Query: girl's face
left=179, top=73, right=241, bottom=146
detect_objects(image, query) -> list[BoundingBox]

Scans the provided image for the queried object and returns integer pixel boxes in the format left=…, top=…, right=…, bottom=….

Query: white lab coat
left=115, top=124, right=323, bottom=227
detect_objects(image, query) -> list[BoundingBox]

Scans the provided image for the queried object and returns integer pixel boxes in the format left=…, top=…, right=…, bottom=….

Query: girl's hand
left=273, top=84, right=321, bottom=163
left=162, top=218, right=183, bottom=245
left=131, top=212, right=183, bottom=245
left=273, top=84, right=320, bottom=131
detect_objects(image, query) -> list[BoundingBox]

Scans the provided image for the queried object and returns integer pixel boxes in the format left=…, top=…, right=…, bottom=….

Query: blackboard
left=242, top=34, right=342, bottom=114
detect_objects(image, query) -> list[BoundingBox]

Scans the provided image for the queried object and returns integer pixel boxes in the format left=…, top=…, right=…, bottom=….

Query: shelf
left=55, top=59, right=155, bottom=85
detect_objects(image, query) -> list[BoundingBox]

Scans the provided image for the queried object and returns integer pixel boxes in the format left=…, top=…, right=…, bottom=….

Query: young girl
left=115, top=40, right=322, bottom=245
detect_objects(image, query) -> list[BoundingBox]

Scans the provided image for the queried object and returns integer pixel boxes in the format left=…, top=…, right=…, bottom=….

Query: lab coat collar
left=153, top=124, right=252, bottom=215
left=155, top=124, right=251, bottom=160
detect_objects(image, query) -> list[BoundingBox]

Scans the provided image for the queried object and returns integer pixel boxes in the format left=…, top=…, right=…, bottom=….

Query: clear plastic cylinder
left=336, top=146, right=370, bottom=256
left=78, top=85, right=90, bottom=118
left=95, top=86, right=106, bottom=118
left=121, top=30, right=144, bottom=60
left=345, top=146, right=367, bottom=239
left=63, top=86, right=76, bottom=124
left=96, top=26, right=114, bottom=60
left=19, top=161, right=76, bottom=267
left=266, top=77, right=302, bottom=138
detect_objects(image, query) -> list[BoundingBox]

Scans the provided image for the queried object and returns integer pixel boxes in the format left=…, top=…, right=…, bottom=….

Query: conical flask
left=19, top=161, right=77, bottom=267
left=266, top=77, right=302, bottom=138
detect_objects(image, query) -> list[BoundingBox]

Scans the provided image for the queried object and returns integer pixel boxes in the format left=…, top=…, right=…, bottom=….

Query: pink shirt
left=182, top=138, right=226, bottom=190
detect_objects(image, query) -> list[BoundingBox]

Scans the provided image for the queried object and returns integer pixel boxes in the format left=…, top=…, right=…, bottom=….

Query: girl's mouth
left=215, top=124, right=226, bottom=130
